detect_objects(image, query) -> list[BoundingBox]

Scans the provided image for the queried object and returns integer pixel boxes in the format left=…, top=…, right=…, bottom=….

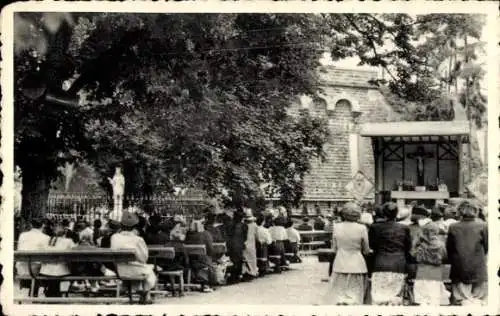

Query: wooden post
left=458, top=139, right=464, bottom=196
left=374, top=137, right=384, bottom=204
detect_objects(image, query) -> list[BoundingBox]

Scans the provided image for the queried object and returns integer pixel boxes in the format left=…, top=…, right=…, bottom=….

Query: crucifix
left=406, top=146, right=433, bottom=186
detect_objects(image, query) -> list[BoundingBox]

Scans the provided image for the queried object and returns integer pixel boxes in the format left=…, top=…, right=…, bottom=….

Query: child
left=285, top=220, right=301, bottom=263
left=39, top=224, right=75, bottom=297
left=412, top=222, right=447, bottom=306
left=71, top=229, right=106, bottom=293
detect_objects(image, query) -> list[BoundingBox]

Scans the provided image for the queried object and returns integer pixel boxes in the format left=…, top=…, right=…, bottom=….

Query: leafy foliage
left=14, top=13, right=487, bottom=218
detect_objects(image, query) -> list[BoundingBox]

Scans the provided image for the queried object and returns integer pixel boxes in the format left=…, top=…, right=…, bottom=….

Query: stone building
left=281, top=66, right=485, bottom=215
left=280, top=66, right=400, bottom=214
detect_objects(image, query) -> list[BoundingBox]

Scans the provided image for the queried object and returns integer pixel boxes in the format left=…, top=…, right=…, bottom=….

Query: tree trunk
left=20, top=170, right=50, bottom=221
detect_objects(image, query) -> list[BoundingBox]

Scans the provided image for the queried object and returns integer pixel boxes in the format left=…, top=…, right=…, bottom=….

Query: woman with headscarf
left=446, top=200, right=488, bottom=305
left=185, top=218, right=215, bottom=292
left=241, top=208, right=259, bottom=280
left=322, top=202, right=371, bottom=305
left=369, top=202, right=411, bottom=305
left=39, top=223, right=75, bottom=297
left=411, top=222, right=447, bottom=306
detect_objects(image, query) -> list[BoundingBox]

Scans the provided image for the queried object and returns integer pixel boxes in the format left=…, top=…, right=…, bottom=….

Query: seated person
left=204, top=213, right=226, bottom=243
left=285, top=219, right=302, bottom=263
left=70, top=230, right=107, bottom=293
left=256, top=215, right=272, bottom=275
left=110, top=212, right=156, bottom=299
left=313, top=215, right=326, bottom=230
left=16, top=217, right=50, bottom=296
left=297, top=217, right=313, bottom=243
left=39, top=224, right=75, bottom=297
left=145, top=214, right=169, bottom=245
left=268, top=217, right=288, bottom=268
left=185, top=218, right=215, bottom=292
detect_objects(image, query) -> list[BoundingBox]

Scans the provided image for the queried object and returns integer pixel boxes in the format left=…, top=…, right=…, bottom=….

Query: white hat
left=243, top=208, right=256, bottom=221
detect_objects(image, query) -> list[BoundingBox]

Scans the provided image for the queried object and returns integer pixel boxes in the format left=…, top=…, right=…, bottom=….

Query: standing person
left=442, top=205, right=459, bottom=234
left=110, top=211, right=156, bottom=301
left=405, top=204, right=430, bottom=305
left=411, top=222, right=447, bottom=306
left=16, top=218, right=50, bottom=297
left=241, top=208, right=258, bottom=280
left=369, top=202, right=411, bottom=305
left=322, top=203, right=371, bottom=305
left=256, top=214, right=272, bottom=275
left=321, top=214, right=335, bottom=282
left=227, top=210, right=247, bottom=284
left=446, top=201, right=488, bottom=306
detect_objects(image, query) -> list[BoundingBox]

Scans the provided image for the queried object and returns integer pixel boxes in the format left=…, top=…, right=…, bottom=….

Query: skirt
left=322, top=272, right=367, bottom=305
left=414, top=280, right=442, bottom=306
left=451, top=282, right=487, bottom=306
left=371, top=272, right=405, bottom=305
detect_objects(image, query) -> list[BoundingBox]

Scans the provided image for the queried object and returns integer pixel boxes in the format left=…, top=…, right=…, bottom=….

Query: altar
left=359, top=121, right=470, bottom=207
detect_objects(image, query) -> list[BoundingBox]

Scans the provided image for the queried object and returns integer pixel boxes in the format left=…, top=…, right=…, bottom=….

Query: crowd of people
left=14, top=199, right=488, bottom=306
left=320, top=200, right=488, bottom=306
left=15, top=205, right=304, bottom=300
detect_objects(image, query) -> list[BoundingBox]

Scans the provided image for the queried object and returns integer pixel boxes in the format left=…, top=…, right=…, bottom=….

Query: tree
left=15, top=13, right=333, bottom=217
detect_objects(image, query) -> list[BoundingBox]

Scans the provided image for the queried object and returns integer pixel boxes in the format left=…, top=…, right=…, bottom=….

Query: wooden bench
left=298, top=231, right=330, bottom=253
left=162, top=242, right=208, bottom=290
left=14, top=249, right=150, bottom=304
left=147, top=246, right=183, bottom=297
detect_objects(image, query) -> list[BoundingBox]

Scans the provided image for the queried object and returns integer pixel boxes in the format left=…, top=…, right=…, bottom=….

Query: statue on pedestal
left=108, top=167, right=125, bottom=221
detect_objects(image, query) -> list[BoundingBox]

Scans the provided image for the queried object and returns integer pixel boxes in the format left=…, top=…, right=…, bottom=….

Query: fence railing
left=45, top=192, right=208, bottom=223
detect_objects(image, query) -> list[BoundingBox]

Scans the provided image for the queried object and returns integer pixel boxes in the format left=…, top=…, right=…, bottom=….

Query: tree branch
left=344, top=15, right=398, bottom=82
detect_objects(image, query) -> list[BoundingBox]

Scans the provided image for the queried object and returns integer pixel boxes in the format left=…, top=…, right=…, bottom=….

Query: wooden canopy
left=359, top=121, right=471, bottom=143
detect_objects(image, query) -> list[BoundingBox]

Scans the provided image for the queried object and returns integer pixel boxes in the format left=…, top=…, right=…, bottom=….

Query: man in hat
left=110, top=211, right=156, bottom=299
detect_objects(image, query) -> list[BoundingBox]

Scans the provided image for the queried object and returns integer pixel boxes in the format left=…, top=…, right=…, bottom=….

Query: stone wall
left=288, top=67, right=399, bottom=212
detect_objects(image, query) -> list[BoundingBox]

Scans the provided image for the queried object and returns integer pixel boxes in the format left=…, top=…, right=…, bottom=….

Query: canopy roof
left=359, top=121, right=470, bottom=143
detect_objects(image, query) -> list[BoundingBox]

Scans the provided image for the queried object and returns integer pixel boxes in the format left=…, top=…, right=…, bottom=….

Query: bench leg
left=29, top=279, right=35, bottom=297
left=127, top=281, right=133, bottom=304
left=179, top=274, right=184, bottom=297
left=116, top=281, right=121, bottom=298
left=168, top=275, right=175, bottom=297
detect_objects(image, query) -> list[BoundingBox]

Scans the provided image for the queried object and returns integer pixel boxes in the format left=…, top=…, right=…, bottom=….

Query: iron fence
left=46, top=192, right=208, bottom=223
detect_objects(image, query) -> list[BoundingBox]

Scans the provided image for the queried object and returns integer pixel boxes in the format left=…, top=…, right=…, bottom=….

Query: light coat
left=242, top=222, right=259, bottom=276
left=331, top=222, right=370, bottom=274
left=16, top=228, right=50, bottom=276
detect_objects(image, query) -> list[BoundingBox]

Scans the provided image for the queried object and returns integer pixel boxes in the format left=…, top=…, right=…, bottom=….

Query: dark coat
left=228, top=222, right=247, bottom=262
left=144, top=229, right=170, bottom=245
left=446, top=218, right=488, bottom=284
left=369, top=221, right=411, bottom=274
